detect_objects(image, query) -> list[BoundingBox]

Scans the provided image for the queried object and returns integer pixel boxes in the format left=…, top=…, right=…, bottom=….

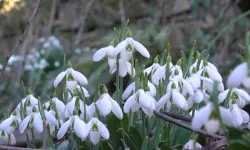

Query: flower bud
left=101, top=85, right=108, bottom=94
left=154, top=55, right=160, bottom=64
left=127, top=28, right=132, bottom=37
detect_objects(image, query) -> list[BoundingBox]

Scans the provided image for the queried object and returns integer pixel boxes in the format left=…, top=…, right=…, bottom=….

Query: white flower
left=122, top=81, right=156, bottom=100
left=87, top=117, right=110, bottom=145
left=57, top=116, right=89, bottom=140
left=68, top=85, right=90, bottom=99
left=189, top=60, right=218, bottom=75
left=52, top=98, right=66, bottom=119
left=80, top=103, right=95, bottom=121
left=124, top=89, right=156, bottom=116
left=93, top=45, right=117, bottom=61
left=19, top=112, right=43, bottom=134
left=230, top=104, right=249, bottom=126
left=115, top=37, right=150, bottom=58
left=16, top=95, right=38, bottom=116
left=0, top=115, right=19, bottom=133
left=227, top=62, right=248, bottom=88
left=144, top=63, right=161, bottom=75
left=200, top=76, right=224, bottom=93
left=0, top=131, right=16, bottom=145
left=108, top=58, right=135, bottom=77
left=157, top=84, right=188, bottom=111
left=54, top=68, right=88, bottom=90
left=183, top=139, right=202, bottom=150
left=152, top=62, right=173, bottom=85
left=191, top=103, right=235, bottom=133
left=96, top=93, right=123, bottom=120
left=64, top=97, right=84, bottom=118
left=218, top=88, right=250, bottom=108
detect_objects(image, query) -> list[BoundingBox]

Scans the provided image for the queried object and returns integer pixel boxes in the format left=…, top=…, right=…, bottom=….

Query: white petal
left=139, top=90, right=154, bottom=110
left=187, top=97, right=194, bottom=110
left=231, top=104, right=243, bottom=126
left=191, top=103, right=212, bottom=131
left=86, top=103, right=96, bottom=120
left=120, top=50, right=132, bottom=62
left=193, top=90, right=204, bottom=103
left=96, top=94, right=112, bottom=116
left=97, top=120, right=110, bottom=140
left=122, top=82, right=135, bottom=100
left=184, top=139, right=202, bottom=150
left=90, top=131, right=100, bottom=145
left=19, top=115, right=31, bottom=134
left=240, top=109, right=249, bottom=123
left=45, top=111, right=58, bottom=125
left=119, top=59, right=128, bottom=77
left=123, top=94, right=136, bottom=113
left=54, top=70, right=67, bottom=87
left=172, top=90, right=188, bottom=110
left=105, top=46, right=116, bottom=58
left=204, top=119, right=220, bottom=134
left=111, top=100, right=123, bottom=120
left=114, top=40, right=128, bottom=57
left=205, top=67, right=222, bottom=82
left=144, top=65, right=153, bottom=75
left=65, top=97, right=76, bottom=116
left=57, top=118, right=72, bottom=140
left=227, top=62, right=248, bottom=88
left=218, top=89, right=230, bottom=103
left=152, top=65, right=166, bottom=85
left=74, top=116, right=89, bottom=140
left=182, top=79, right=194, bottom=96
left=156, top=93, right=170, bottom=111
left=33, top=114, right=43, bottom=133
left=236, top=89, right=250, bottom=101
left=243, top=77, right=250, bottom=89
left=220, top=107, right=236, bottom=127
left=132, top=39, right=150, bottom=58
left=10, top=134, right=16, bottom=145
left=93, top=47, right=108, bottom=61
left=148, top=81, right=156, bottom=97
left=0, top=116, right=15, bottom=130
left=126, top=62, right=135, bottom=77
left=187, top=74, right=201, bottom=90
left=71, top=69, right=88, bottom=85
left=66, top=80, right=77, bottom=91
left=108, top=58, right=117, bottom=74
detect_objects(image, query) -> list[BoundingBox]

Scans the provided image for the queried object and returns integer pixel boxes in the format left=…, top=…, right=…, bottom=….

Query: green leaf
left=56, top=140, right=69, bottom=150
left=118, top=129, right=137, bottom=150
left=141, top=136, right=148, bottom=150
left=129, top=127, right=143, bottom=149
left=102, top=140, right=115, bottom=150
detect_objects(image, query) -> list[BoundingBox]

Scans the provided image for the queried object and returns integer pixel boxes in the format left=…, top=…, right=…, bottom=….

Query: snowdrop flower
left=152, top=62, right=173, bottom=85
left=19, top=110, right=43, bottom=134
left=57, top=116, right=89, bottom=141
left=189, top=60, right=218, bottom=75
left=96, top=86, right=123, bottom=119
left=0, top=112, right=20, bottom=133
left=144, top=56, right=161, bottom=75
left=52, top=98, right=66, bottom=119
left=191, top=103, right=235, bottom=133
left=108, top=58, right=135, bottom=77
left=16, top=94, right=38, bottom=116
left=218, top=88, right=250, bottom=108
left=0, top=130, right=16, bottom=145
left=80, top=103, right=95, bottom=121
left=200, top=76, right=224, bottom=93
left=54, top=68, right=88, bottom=91
left=157, top=82, right=188, bottom=111
left=229, top=104, right=249, bottom=126
left=68, top=85, right=90, bottom=99
left=122, top=81, right=156, bottom=100
left=183, top=139, right=202, bottom=150
left=124, top=89, right=156, bottom=116
left=115, top=37, right=150, bottom=58
left=87, top=117, right=110, bottom=145
left=227, top=62, right=249, bottom=88
left=93, top=45, right=117, bottom=61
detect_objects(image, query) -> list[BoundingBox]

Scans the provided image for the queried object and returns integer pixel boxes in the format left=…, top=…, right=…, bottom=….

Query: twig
left=0, top=145, right=45, bottom=150
left=47, top=0, right=58, bottom=35
left=154, top=111, right=222, bottom=140
left=162, top=111, right=192, bottom=122
left=42, top=121, right=48, bottom=149
left=0, top=0, right=40, bottom=82
left=75, top=0, right=96, bottom=45
left=119, top=0, right=125, bottom=24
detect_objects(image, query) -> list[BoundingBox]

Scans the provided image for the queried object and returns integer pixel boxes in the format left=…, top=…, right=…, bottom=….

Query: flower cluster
left=1, top=27, right=250, bottom=150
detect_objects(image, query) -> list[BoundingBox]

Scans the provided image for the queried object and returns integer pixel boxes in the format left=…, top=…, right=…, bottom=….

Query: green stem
left=116, top=56, right=120, bottom=104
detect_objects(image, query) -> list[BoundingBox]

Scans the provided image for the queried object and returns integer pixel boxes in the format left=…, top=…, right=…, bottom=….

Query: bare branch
left=154, top=111, right=223, bottom=140
left=75, top=0, right=96, bottom=45
left=162, top=111, right=192, bottom=122
left=0, top=145, right=45, bottom=150
left=0, top=0, right=40, bottom=82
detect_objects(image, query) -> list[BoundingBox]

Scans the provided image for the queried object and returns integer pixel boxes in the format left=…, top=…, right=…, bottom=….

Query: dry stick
left=0, top=0, right=40, bottom=82
left=42, top=121, right=48, bottom=149
left=154, top=111, right=223, bottom=140
left=162, top=111, right=192, bottom=122
left=75, top=0, right=96, bottom=45
left=47, top=0, right=58, bottom=35
left=0, top=145, right=45, bottom=150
